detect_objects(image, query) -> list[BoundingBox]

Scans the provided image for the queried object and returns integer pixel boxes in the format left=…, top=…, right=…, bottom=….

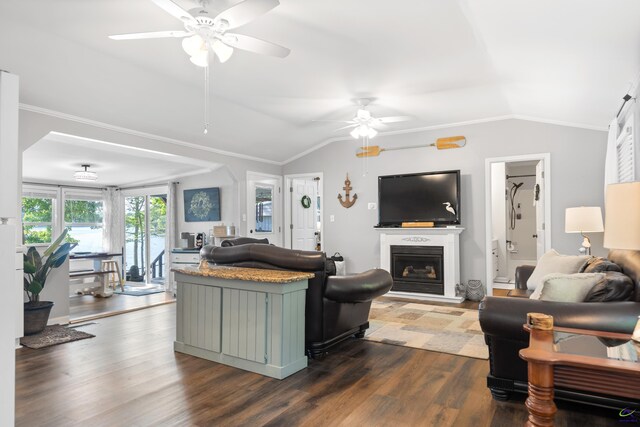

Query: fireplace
left=390, top=245, right=444, bottom=294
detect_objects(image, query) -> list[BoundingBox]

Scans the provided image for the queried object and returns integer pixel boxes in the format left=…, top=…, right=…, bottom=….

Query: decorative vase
left=455, top=283, right=466, bottom=299
left=23, top=301, right=54, bottom=335
left=466, top=280, right=485, bottom=302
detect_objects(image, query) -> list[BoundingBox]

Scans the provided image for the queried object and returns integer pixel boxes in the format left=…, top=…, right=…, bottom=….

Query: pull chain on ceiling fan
left=109, top=0, right=291, bottom=134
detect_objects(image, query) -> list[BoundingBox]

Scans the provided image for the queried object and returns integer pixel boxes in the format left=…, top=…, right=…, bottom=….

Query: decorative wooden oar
left=356, top=136, right=466, bottom=157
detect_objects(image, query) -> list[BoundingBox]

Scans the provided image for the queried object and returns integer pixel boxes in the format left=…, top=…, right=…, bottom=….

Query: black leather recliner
left=200, top=244, right=393, bottom=357
left=479, top=249, right=640, bottom=409
left=220, top=237, right=270, bottom=247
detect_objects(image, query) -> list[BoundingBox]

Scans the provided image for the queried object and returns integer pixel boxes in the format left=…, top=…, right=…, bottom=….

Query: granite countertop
left=172, top=265, right=315, bottom=284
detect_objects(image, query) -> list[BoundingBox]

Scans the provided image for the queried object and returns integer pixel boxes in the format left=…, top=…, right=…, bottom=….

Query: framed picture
left=184, top=187, right=221, bottom=222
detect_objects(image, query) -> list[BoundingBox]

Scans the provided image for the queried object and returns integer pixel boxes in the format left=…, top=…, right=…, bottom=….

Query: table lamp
left=565, top=206, right=604, bottom=255
left=604, top=182, right=640, bottom=250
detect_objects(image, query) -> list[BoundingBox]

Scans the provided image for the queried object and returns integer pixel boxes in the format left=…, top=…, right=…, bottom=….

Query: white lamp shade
left=182, top=35, right=205, bottom=56
left=211, top=39, right=234, bottom=63
left=565, top=206, right=604, bottom=233
left=604, top=182, right=640, bottom=249
left=190, top=50, right=209, bottom=67
left=350, top=124, right=378, bottom=139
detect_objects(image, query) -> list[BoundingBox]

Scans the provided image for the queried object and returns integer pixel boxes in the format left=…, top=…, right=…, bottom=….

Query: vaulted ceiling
left=1, top=0, right=639, bottom=164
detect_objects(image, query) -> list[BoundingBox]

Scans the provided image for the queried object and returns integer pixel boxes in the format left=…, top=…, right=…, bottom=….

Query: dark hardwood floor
left=16, top=302, right=621, bottom=426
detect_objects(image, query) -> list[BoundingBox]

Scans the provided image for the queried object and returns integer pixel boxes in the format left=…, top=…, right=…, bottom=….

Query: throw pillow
left=582, top=257, right=622, bottom=273
left=526, top=249, right=590, bottom=291
left=533, top=273, right=605, bottom=302
left=584, top=271, right=635, bottom=302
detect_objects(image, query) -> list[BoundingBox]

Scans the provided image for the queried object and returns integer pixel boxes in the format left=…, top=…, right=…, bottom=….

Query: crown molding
left=282, top=114, right=608, bottom=165
left=19, top=103, right=283, bottom=166
left=19, top=104, right=607, bottom=168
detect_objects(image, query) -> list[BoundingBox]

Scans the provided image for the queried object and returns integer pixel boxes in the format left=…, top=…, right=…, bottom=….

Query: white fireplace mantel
left=378, top=227, right=464, bottom=303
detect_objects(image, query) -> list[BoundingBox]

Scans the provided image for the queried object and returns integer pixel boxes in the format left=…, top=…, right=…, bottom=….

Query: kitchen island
left=172, top=265, right=314, bottom=379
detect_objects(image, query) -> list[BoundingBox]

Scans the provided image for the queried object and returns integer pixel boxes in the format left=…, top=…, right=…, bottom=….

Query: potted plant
left=23, top=230, right=75, bottom=335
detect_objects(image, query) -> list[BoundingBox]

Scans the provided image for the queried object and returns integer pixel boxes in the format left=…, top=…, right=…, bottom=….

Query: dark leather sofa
left=479, top=249, right=640, bottom=409
left=200, top=244, right=393, bottom=357
left=220, top=237, right=270, bottom=247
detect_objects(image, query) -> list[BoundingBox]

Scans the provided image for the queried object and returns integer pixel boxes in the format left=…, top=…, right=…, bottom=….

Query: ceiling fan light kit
left=109, top=0, right=290, bottom=133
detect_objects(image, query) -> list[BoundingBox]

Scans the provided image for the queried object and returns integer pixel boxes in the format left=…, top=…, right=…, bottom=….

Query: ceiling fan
left=319, top=99, right=412, bottom=139
left=109, top=0, right=290, bottom=67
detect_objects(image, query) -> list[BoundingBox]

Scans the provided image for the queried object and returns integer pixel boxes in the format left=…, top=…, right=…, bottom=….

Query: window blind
left=617, top=115, right=635, bottom=183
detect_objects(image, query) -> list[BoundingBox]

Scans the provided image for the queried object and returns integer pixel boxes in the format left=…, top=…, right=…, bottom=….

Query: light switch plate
left=330, top=215, right=335, bottom=222
left=242, top=213, right=247, bottom=222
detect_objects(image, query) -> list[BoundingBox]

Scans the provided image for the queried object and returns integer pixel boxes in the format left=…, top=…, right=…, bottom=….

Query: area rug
left=365, top=298, right=489, bottom=360
left=115, top=284, right=165, bottom=296
left=20, top=325, right=95, bottom=349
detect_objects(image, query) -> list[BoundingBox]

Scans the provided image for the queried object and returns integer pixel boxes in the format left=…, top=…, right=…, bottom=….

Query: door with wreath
left=291, top=178, right=318, bottom=251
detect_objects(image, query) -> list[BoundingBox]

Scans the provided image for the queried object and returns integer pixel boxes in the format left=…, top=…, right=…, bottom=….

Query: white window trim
left=22, top=185, right=58, bottom=246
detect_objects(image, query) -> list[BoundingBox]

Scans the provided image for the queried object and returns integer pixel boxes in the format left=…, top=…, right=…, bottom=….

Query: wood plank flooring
left=16, top=302, right=621, bottom=426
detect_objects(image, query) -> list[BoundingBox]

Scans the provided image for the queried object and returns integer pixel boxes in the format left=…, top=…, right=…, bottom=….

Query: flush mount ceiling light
left=109, top=0, right=291, bottom=135
left=74, top=164, right=98, bottom=182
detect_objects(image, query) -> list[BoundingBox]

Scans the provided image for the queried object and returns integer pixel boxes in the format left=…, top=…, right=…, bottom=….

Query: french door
left=123, top=188, right=167, bottom=285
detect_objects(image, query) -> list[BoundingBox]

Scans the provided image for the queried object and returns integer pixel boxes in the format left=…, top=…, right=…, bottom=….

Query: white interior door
left=535, top=160, right=545, bottom=259
left=247, top=173, right=282, bottom=246
left=291, top=178, right=318, bottom=251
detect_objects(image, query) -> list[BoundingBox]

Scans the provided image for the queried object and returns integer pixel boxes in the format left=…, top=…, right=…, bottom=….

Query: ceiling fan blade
left=151, top=0, right=196, bottom=24
left=334, top=124, right=359, bottom=132
left=378, top=116, right=412, bottom=123
left=370, top=122, right=389, bottom=131
left=215, top=0, right=280, bottom=30
left=312, top=120, right=356, bottom=124
left=224, top=33, right=290, bottom=58
left=109, top=30, right=192, bottom=40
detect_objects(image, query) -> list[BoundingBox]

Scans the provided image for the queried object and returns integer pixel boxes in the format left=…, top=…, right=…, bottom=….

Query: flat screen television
left=377, top=170, right=461, bottom=226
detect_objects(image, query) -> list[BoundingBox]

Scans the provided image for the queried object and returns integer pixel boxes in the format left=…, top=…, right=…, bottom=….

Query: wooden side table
left=519, top=313, right=640, bottom=427
left=507, top=289, right=533, bottom=298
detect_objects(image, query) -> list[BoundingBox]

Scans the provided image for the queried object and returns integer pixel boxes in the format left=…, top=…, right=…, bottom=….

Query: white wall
left=176, top=167, right=239, bottom=246
left=505, top=163, right=537, bottom=261
left=36, top=258, right=69, bottom=323
left=490, top=162, right=506, bottom=278
left=283, top=118, right=608, bottom=285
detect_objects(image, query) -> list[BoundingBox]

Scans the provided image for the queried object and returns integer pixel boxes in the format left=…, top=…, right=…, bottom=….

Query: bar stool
left=101, top=260, right=124, bottom=292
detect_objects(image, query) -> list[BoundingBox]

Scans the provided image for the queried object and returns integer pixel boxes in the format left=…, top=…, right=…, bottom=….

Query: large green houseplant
left=23, top=229, right=75, bottom=335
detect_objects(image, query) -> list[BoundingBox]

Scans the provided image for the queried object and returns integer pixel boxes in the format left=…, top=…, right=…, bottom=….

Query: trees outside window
left=22, top=196, right=54, bottom=244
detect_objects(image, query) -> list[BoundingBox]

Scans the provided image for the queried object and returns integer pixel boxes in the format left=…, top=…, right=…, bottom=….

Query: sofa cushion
left=530, top=273, right=605, bottom=302
left=526, top=250, right=590, bottom=291
left=584, top=271, right=635, bottom=302
left=582, top=257, right=622, bottom=273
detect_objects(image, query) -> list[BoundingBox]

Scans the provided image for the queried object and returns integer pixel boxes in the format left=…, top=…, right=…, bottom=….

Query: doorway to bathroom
left=485, top=154, right=551, bottom=295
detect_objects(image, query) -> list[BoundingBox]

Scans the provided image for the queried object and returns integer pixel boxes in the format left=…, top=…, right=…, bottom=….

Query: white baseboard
left=492, top=283, right=515, bottom=290
left=386, top=291, right=464, bottom=304
left=48, top=315, right=70, bottom=326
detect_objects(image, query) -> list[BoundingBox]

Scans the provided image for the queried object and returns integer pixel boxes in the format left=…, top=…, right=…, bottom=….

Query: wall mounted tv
left=377, top=170, right=461, bottom=227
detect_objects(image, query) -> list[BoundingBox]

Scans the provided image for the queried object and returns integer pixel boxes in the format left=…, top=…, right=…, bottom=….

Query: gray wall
left=176, top=167, right=239, bottom=245
left=283, top=119, right=607, bottom=286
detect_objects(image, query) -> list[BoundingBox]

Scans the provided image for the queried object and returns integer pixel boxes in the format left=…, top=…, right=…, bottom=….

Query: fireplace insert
left=390, top=245, right=444, bottom=294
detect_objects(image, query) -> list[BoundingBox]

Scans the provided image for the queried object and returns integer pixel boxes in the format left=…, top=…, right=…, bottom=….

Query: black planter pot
left=24, top=301, right=54, bottom=336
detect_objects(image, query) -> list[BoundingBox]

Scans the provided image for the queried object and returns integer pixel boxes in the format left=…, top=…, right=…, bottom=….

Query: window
left=254, top=185, right=273, bottom=233
left=617, top=116, right=635, bottom=183
left=22, top=194, right=55, bottom=244
left=64, top=195, right=104, bottom=253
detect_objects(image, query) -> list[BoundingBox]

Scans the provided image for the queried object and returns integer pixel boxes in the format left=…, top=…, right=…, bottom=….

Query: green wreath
left=301, top=195, right=312, bottom=209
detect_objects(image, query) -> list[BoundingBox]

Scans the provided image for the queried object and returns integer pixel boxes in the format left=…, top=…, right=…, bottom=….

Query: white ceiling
left=2, top=0, right=639, bottom=164
left=23, top=132, right=219, bottom=187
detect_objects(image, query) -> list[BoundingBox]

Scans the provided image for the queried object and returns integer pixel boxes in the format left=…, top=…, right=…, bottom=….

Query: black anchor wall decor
left=338, top=174, right=357, bottom=208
